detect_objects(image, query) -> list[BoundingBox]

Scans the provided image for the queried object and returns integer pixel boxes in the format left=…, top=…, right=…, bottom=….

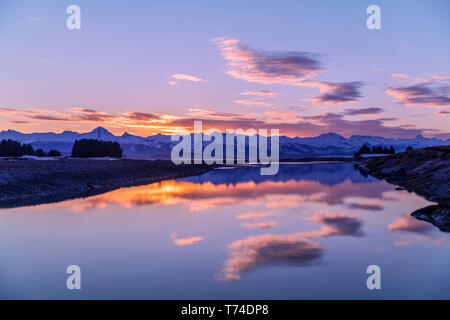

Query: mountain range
left=1, top=127, right=449, bottom=159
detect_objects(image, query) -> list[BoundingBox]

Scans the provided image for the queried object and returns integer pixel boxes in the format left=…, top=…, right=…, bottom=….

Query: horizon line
left=1, top=126, right=449, bottom=141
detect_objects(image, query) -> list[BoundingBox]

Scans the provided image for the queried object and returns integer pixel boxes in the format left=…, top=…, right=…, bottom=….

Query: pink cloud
left=430, top=73, right=450, bottom=80
left=301, top=81, right=364, bottom=105
left=212, top=37, right=365, bottom=105
left=234, top=99, right=274, bottom=107
left=212, top=37, right=322, bottom=85
left=392, top=73, right=411, bottom=79
left=1, top=105, right=442, bottom=138
left=172, top=73, right=206, bottom=82
left=171, top=233, right=205, bottom=246
left=241, top=221, right=278, bottom=229
left=239, top=90, right=278, bottom=98
left=386, top=83, right=450, bottom=108
left=237, top=211, right=274, bottom=220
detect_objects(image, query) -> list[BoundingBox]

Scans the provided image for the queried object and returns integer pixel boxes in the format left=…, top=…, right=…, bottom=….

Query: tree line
left=0, top=139, right=61, bottom=157
left=354, top=144, right=396, bottom=157
left=1, top=138, right=123, bottom=158
left=71, top=139, right=123, bottom=158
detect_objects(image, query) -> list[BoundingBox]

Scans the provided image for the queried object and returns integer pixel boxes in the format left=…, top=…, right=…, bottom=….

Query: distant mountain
left=0, top=127, right=449, bottom=159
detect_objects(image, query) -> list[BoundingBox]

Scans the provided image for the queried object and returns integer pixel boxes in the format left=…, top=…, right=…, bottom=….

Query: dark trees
left=71, top=139, right=123, bottom=158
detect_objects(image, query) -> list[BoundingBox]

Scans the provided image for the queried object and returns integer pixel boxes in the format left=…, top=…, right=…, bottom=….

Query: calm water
left=1, top=163, right=449, bottom=299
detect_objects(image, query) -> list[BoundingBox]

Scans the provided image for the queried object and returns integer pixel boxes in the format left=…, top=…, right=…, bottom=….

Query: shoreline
left=0, top=157, right=360, bottom=209
left=357, top=146, right=450, bottom=231
left=0, top=159, right=212, bottom=209
left=2, top=151, right=448, bottom=220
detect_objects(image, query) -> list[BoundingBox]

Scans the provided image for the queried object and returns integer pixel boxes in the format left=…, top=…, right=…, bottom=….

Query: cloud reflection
left=388, top=214, right=433, bottom=235
left=387, top=213, right=449, bottom=247
left=219, top=213, right=364, bottom=280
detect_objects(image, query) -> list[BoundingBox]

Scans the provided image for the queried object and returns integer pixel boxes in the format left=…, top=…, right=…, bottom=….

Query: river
left=0, top=162, right=449, bottom=299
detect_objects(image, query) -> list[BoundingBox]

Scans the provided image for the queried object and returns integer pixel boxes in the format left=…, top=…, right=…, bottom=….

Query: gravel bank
left=358, top=146, right=450, bottom=231
left=0, top=158, right=212, bottom=208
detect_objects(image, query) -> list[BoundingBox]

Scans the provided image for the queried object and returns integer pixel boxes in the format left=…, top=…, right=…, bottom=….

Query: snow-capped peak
left=82, top=127, right=115, bottom=141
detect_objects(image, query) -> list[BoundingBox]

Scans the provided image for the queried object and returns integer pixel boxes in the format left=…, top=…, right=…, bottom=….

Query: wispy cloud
left=242, top=221, right=278, bottom=229
left=1, top=107, right=117, bottom=123
left=386, top=83, right=450, bottom=108
left=392, top=73, right=410, bottom=79
left=298, top=112, right=426, bottom=138
left=1, top=106, right=440, bottom=138
left=344, top=107, right=384, bottom=116
left=8, top=120, right=30, bottom=125
left=430, top=73, right=450, bottom=80
left=301, top=81, right=364, bottom=105
left=171, top=233, right=205, bottom=246
left=234, top=99, right=274, bottom=107
left=213, top=37, right=365, bottom=105
left=237, top=212, right=274, bottom=220
left=171, top=73, right=206, bottom=83
left=239, top=90, right=278, bottom=98
left=212, top=37, right=322, bottom=85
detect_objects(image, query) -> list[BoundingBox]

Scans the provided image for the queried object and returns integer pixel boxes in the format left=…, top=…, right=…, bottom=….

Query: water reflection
left=1, top=163, right=449, bottom=298
left=25, top=163, right=448, bottom=281
left=220, top=213, right=364, bottom=280
left=42, top=165, right=391, bottom=213
left=388, top=214, right=434, bottom=235
left=388, top=213, right=450, bottom=247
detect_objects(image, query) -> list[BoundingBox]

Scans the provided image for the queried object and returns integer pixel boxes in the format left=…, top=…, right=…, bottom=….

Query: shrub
left=48, top=149, right=62, bottom=157
left=35, top=149, right=46, bottom=157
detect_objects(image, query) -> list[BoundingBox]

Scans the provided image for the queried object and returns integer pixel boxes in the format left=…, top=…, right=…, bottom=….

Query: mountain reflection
left=20, top=163, right=449, bottom=284
left=56, top=164, right=390, bottom=213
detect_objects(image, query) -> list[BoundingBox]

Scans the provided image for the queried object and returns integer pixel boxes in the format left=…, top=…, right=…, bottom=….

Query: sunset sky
left=0, top=0, right=449, bottom=138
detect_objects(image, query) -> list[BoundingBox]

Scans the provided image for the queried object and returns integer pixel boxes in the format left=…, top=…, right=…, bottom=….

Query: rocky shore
left=358, top=146, right=450, bottom=231
left=0, top=159, right=212, bottom=208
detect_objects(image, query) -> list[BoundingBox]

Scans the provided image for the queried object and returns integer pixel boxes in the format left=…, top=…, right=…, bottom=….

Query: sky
left=0, top=0, right=449, bottom=138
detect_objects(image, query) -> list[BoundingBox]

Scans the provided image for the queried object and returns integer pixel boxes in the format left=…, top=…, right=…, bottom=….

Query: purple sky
left=0, top=0, right=449, bottom=138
